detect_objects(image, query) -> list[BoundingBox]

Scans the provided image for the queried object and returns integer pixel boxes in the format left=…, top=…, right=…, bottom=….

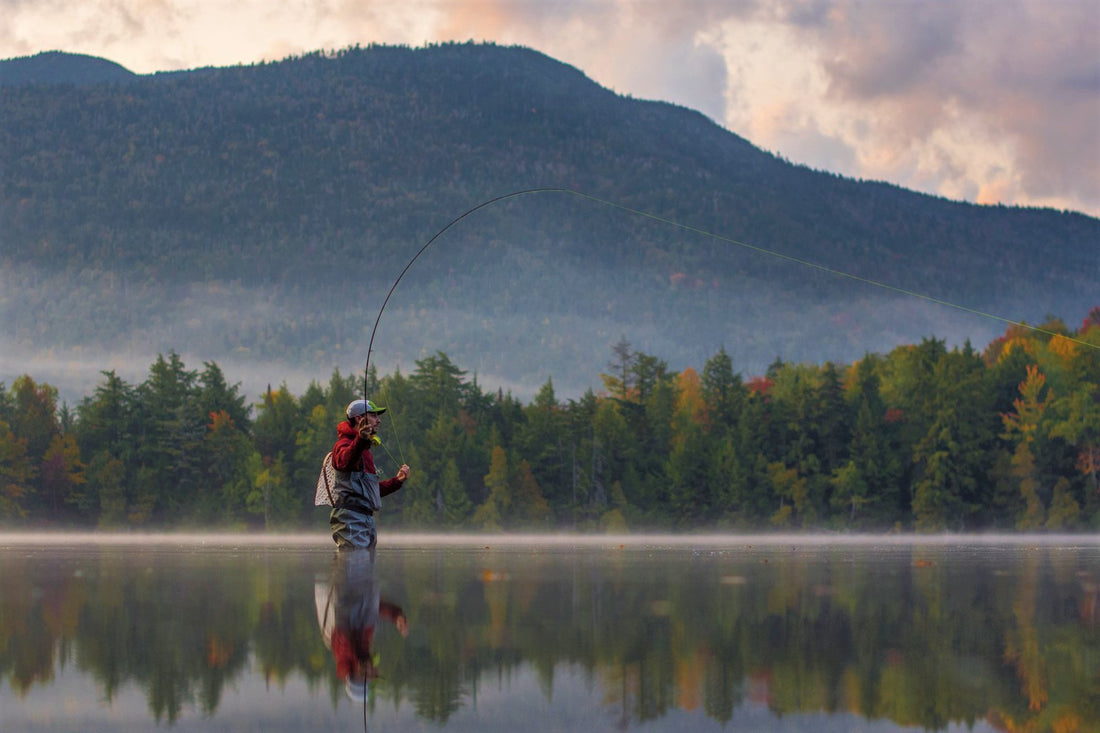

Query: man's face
left=356, top=412, right=382, bottom=431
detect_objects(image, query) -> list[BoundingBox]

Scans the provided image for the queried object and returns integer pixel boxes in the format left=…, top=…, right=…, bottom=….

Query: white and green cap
left=346, top=399, right=387, bottom=418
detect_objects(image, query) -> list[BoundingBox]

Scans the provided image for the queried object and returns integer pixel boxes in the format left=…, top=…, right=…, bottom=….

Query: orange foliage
left=1047, top=334, right=1079, bottom=362
left=1076, top=446, right=1100, bottom=479
left=746, top=376, right=774, bottom=396
left=206, top=635, right=233, bottom=669
left=985, top=323, right=1036, bottom=365
left=1051, top=713, right=1084, bottom=733
left=998, top=336, right=1035, bottom=364
left=207, top=409, right=234, bottom=432
left=674, top=648, right=707, bottom=711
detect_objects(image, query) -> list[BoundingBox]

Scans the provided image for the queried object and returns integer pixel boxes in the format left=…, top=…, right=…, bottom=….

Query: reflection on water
left=315, top=548, right=408, bottom=707
left=0, top=534, right=1097, bottom=732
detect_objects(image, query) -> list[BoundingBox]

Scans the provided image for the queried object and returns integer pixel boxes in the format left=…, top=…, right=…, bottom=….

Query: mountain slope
left=0, top=50, right=136, bottom=86
left=1, top=43, right=1096, bottom=400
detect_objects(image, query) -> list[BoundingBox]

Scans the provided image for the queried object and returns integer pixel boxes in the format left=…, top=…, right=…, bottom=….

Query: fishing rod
left=363, top=187, right=1098, bottom=396
left=363, top=188, right=566, bottom=395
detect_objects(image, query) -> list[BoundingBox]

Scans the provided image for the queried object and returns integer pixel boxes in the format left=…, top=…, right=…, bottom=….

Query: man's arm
left=379, top=464, right=410, bottom=496
left=331, top=434, right=367, bottom=471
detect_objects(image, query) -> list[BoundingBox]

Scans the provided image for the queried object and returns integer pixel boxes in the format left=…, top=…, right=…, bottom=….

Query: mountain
left=0, top=51, right=136, bottom=86
left=1, top=43, right=1096, bottom=402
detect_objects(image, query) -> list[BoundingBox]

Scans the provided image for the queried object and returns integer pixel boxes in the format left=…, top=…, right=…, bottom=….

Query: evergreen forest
left=2, top=310, right=1098, bottom=532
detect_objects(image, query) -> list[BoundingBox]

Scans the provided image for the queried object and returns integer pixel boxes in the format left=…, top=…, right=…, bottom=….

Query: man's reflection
left=315, top=549, right=408, bottom=702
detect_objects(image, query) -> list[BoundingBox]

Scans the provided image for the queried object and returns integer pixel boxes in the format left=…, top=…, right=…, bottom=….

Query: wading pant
left=330, top=507, right=376, bottom=550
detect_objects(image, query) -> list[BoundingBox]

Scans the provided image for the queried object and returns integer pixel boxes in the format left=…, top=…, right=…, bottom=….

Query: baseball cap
left=346, top=399, right=387, bottom=418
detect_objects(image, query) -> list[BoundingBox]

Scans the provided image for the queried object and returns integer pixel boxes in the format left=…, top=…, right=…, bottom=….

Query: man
left=330, top=399, right=411, bottom=549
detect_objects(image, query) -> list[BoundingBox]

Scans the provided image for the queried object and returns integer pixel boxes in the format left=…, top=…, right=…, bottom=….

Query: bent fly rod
left=362, top=188, right=565, bottom=395
left=362, top=187, right=1098, bottom=398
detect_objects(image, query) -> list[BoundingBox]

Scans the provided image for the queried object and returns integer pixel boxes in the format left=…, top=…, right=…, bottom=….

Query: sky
left=2, top=0, right=1098, bottom=217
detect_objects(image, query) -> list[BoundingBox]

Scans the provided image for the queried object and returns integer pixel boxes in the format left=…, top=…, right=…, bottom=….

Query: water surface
left=1, top=533, right=1097, bottom=732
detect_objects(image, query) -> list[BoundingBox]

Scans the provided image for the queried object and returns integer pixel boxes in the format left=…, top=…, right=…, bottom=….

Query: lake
left=0, top=533, right=1097, bottom=732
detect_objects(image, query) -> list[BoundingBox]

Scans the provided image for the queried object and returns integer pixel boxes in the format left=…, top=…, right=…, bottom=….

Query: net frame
left=314, top=451, right=335, bottom=506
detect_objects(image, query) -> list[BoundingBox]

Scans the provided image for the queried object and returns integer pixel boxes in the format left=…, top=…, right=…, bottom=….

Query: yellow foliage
left=674, top=649, right=706, bottom=711
left=1002, top=365, right=1052, bottom=444
left=995, top=335, right=1035, bottom=364
left=1051, top=712, right=1083, bottom=733
left=770, top=503, right=792, bottom=527
left=1047, top=333, right=1079, bottom=362
left=674, top=368, right=707, bottom=427
left=599, top=508, right=628, bottom=533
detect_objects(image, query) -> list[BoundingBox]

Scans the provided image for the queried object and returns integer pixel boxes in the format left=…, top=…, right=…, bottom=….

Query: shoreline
left=1, top=529, right=1098, bottom=548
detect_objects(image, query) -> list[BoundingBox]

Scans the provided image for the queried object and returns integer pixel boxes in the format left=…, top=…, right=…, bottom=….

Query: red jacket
left=331, top=421, right=404, bottom=497
left=330, top=601, right=405, bottom=680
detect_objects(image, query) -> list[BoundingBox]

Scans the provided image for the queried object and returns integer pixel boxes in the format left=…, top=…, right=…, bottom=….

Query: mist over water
left=2, top=530, right=1097, bottom=548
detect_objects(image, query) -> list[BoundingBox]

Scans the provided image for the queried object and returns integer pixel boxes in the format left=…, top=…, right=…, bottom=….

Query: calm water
left=0, top=533, right=1097, bottom=732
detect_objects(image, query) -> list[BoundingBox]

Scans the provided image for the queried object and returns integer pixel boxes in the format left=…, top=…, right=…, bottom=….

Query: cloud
left=704, top=0, right=1099, bottom=214
left=818, top=1, right=963, bottom=100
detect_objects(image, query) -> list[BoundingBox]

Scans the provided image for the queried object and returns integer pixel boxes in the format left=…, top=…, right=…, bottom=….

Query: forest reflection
left=0, top=537, right=1096, bottom=731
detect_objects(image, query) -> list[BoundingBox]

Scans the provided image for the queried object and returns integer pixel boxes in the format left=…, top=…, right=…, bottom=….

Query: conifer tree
left=439, top=458, right=473, bottom=525
left=473, top=445, right=511, bottom=530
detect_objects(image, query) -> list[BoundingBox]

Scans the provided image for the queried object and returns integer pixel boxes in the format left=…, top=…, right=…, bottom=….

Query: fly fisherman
left=330, top=399, right=411, bottom=549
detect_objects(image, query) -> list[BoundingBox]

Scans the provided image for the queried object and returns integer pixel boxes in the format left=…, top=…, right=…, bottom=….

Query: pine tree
left=439, top=458, right=473, bottom=525
left=518, top=378, right=567, bottom=504
left=839, top=356, right=902, bottom=525
left=472, top=445, right=511, bottom=530
left=912, top=410, right=971, bottom=530
left=702, top=347, right=744, bottom=438
left=600, top=335, right=634, bottom=401
left=511, top=459, right=552, bottom=527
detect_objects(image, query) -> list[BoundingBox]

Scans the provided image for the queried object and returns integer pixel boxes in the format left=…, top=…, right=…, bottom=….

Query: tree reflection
left=0, top=543, right=1096, bottom=730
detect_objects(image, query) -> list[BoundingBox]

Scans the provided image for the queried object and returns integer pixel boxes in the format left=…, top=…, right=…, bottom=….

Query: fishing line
left=378, top=403, right=407, bottom=470
left=363, top=187, right=1097, bottom=393
left=364, top=357, right=407, bottom=470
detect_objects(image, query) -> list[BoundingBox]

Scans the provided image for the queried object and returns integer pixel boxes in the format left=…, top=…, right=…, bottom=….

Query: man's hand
left=395, top=464, right=410, bottom=482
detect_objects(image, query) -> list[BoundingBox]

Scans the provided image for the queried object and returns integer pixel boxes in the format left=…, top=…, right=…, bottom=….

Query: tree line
left=1, top=309, right=1098, bottom=531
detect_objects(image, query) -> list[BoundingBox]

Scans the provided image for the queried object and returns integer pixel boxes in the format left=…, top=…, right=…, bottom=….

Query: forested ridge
left=2, top=310, right=1098, bottom=531
left=2, top=44, right=1097, bottom=398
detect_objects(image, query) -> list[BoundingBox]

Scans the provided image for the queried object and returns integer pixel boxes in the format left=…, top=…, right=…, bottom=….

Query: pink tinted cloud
left=804, top=0, right=1098, bottom=211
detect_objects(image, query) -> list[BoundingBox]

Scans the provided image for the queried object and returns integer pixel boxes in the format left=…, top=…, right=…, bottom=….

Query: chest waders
left=330, top=467, right=382, bottom=549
